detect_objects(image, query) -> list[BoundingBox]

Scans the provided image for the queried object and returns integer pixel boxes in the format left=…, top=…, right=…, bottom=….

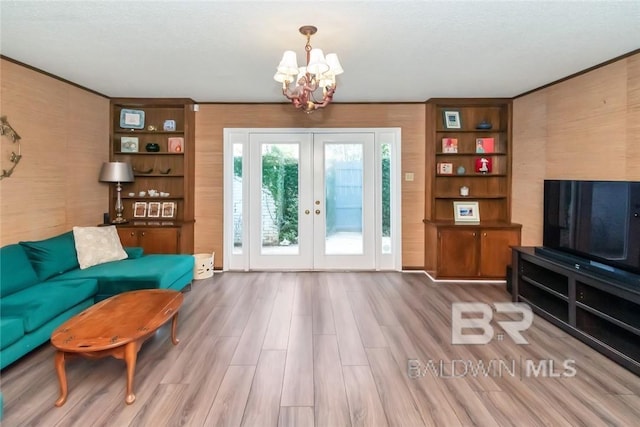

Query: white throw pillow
left=73, top=225, right=128, bottom=269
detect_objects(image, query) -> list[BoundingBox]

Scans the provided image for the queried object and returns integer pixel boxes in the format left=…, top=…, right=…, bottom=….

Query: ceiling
left=1, top=1, right=639, bottom=103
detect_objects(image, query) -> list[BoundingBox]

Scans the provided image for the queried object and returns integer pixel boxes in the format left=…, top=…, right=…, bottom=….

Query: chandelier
left=274, top=26, right=344, bottom=113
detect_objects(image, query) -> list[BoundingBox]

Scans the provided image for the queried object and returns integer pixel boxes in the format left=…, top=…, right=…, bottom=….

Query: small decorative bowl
left=145, top=143, right=160, bottom=152
left=475, top=121, right=492, bottom=130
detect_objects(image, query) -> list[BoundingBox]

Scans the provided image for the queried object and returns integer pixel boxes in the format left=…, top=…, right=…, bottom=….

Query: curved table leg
left=54, top=351, right=68, bottom=407
left=124, top=342, right=138, bottom=405
left=171, top=312, right=180, bottom=345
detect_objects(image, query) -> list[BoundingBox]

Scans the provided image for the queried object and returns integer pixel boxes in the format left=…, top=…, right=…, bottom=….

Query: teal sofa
left=0, top=231, right=194, bottom=370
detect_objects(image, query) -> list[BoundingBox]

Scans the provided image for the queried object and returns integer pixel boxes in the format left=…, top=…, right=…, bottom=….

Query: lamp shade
left=306, top=48, right=329, bottom=75
left=325, top=53, right=344, bottom=75
left=98, top=162, right=134, bottom=183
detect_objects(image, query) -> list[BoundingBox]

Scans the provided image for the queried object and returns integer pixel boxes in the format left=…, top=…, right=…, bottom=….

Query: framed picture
left=133, top=202, right=147, bottom=218
left=120, top=136, right=139, bottom=152
left=442, top=137, right=458, bottom=153
left=443, top=110, right=462, bottom=129
left=475, top=137, right=494, bottom=153
left=168, top=137, right=184, bottom=153
left=119, top=109, right=145, bottom=129
left=163, top=120, right=176, bottom=131
left=475, top=157, right=492, bottom=173
left=162, top=202, right=176, bottom=218
left=437, top=162, right=453, bottom=175
left=453, top=201, right=480, bottom=223
left=147, top=202, right=161, bottom=218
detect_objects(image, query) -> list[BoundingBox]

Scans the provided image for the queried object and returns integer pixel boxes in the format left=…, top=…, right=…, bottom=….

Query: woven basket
left=194, top=252, right=214, bottom=280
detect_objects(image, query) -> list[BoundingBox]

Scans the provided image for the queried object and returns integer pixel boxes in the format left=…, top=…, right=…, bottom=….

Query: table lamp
left=99, top=162, right=134, bottom=223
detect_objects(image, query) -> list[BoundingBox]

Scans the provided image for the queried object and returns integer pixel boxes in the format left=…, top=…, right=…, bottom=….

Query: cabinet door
left=117, top=228, right=139, bottom=248
left=139, top=228, right=180, bottom=254
left=479, top=229, right=520, bottom=277
left=438, top=228, right=478, bottom=277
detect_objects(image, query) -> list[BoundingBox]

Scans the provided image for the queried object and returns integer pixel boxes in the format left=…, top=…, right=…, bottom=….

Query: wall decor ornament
left=0, top=116, right=23, bottom=180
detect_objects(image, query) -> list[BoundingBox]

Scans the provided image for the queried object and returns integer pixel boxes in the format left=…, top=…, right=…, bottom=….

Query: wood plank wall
left=194, top=104, right=426, bottom=268
left=0, top=59, right=109, bottom=245
left=512, top=52, right=640, bottom=246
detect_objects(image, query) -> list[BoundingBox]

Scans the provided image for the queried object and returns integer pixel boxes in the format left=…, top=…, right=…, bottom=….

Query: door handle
left=315, top=209, right=321, bottom=215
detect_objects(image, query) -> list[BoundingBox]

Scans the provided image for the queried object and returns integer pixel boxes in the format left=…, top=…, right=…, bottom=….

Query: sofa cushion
left=73, top=226, right=128, bottom=269
left=19, top=231, right=79, bottom=281
left=0, top=279, right=98, bottom=333
left=124, top=246, right=144, bottom=259
left=0, top=244, right=40, bottom=297
left=56, top=254, right=194, bottom=296
left=0, top=317, right=25, bottom=350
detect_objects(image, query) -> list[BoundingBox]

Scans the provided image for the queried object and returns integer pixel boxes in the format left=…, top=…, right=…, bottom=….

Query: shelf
left=520, top=275, right=568, bottom=301
left=114, top=130, right=185, bottom=135
left=576, top=302, right=640, bottom=336
left=436, top=174, right=507, bottom=178
left=115, top=152, right=184, bottom=156
left=133, top=174, right=185, bottom=178
left=122, top=196, right=183, bottom=200
left=436, top=129, right=507, bottom=134
left=436, top=152, right=507, bottom=156
left=435, top=195, right=507, bottom=200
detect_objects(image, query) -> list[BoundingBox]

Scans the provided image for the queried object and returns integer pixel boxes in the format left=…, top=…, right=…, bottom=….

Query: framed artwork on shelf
left=147, top=202, right=161, bottom=218
left=437, top=162, right=453, bottom=175
left=120, top=137, right=139, bottom=152
left=443, top=110, right=462, bottom=129
left=162, top=202, right=176, bottom=218
left=442, top=138, right=458, bottom=153
left=168, top=137, right=184, bottom=153
left=119, top=109, right=145, bottom=129
left=163, top=120, right=176, bottom=131
left=475, top=137, right=495, bottom=153
left=475, top=157, right=492, bottom=173
left=453, top=201, right=480, bottom=223
left=133, top=202, right=147, bottom=218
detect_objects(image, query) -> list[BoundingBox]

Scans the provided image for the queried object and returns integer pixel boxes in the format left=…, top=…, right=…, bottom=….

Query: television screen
left=543, top=180, right=640, bottom=275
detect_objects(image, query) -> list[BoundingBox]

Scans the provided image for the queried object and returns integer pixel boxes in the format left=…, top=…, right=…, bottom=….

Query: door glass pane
left=261, top=144, right=299, bottom=255
left=381, top=143, right=391, bottom=254
left=325, top=144, right=363, bottom=255
left=233, top=143, right=243, bottom=254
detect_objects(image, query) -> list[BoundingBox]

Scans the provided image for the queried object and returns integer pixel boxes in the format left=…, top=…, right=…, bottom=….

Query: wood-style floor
left=1, top=272, right=639, bottom=426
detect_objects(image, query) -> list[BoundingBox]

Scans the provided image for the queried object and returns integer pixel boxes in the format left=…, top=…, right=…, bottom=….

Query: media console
left=511, top=247, right=640, bottom=376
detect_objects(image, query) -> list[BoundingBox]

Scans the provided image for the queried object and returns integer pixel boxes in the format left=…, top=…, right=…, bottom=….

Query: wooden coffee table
left=50, top=289, right=184, bottom=406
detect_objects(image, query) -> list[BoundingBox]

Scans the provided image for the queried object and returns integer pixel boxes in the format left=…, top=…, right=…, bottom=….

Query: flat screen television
left=540, top=180, right=640, bottom=283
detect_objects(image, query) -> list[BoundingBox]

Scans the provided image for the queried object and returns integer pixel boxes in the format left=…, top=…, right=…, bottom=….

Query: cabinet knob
left=141, top=232, right=145, bottom=237
left=472, top=232, right=476, bottom=237
left=130, top=232, right=135, bottom=237
left=483, top=232, right=487, bottom=237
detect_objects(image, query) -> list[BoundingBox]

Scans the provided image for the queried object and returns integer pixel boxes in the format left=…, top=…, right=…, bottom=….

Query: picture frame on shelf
left=168, top=137, right=184, bottom=153
left=475, top=137, right=495, bottom=153
left=163, top=120, right=176, bottom=131
left=119, top=109, right=145, bottom=129
left=133, top=202, right=147, bottom=218
left=475, top=157, right=492, bottom=173
left=453, top=201, right=480, bottom=223
left=120, top=136, right=139, bottom=153
left=442, top=137, right=458, bottom=153
left=437, top=162, right=453, bottom=175
left=147, top=202, right=161, bottom=218
left=443, top=110, right=462, bottom=129
left=162, top=202, right=176, bottom=218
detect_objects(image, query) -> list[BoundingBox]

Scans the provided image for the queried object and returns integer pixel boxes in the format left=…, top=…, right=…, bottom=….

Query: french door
left=224, top=128, right=401, bottom=271
left=248, top=132, right=374, bottom=269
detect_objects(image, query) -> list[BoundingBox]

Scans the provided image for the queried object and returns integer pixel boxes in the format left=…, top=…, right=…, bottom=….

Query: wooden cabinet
left=512, top=247, right=640, bottom=375
left=117, top=226, right=181, bottom=254
left=109, top=98, right=195, bottom=254
left=428, top=223, right=521, bottom=279
left=424, top=98, right=520, bottom=279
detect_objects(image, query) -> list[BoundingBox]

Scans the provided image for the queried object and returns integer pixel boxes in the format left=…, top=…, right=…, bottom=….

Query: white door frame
left=223, top=128, right=402, bottom=271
